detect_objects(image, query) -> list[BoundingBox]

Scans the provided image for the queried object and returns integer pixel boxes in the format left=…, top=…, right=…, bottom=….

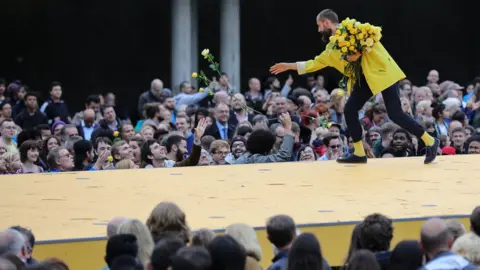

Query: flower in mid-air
left=199, top=88, right=204, bottom=92
left=192, top=72, right=198, bottom=78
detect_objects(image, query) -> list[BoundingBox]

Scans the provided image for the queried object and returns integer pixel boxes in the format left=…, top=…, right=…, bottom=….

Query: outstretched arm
left=270, top=50, right=331, bottom=75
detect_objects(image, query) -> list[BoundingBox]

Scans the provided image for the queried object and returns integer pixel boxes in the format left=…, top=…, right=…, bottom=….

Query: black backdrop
left=0, top=0, right=478, bottom=118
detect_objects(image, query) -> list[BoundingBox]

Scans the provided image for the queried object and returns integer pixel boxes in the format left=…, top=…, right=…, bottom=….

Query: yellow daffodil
left=338, top=41, right=349, bottom=47
left=357, top=33, right=364, bottom=39
left=365, top=23, right=372, bottom=30
left=368, top=29, right=374, bottom=34
left=341, top=47, right=348, bottom=53
left=366, top=38, right=374, bottom=47
left=374, top=32, right=382, bottom=42
left=361, top=29, right=367, bottom=35
left=349, top=46, right=355, bottom=51
left=342, top=33, right=347, bottom=38
left=336, top=29, right=341, bottom=35
left=337, top=35, right=345, bottom=42
left=192, top=72, right=198, bottom=78
left=107, top=156, right=113, bottom=162
left=201, top=49, right=210, bottom=58
left=329, top=36, right=337, bottom=43
left=341, top=18, right=350, bottom=26
left=337, top=89, right=346, bottom=96
left=360, top=40, right=366, bottom=46
left=113, top=131, right=119, bottom=137
left=199, top=88, right=204, bottom=92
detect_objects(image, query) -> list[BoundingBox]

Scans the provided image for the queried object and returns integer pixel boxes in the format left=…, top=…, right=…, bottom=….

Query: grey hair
left=0, top=229, right=26, bottom=256
left=252, top=114, right=268, bottom=125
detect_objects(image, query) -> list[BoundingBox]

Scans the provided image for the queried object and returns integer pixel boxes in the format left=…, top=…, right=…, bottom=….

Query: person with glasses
left=46, top=146, right=74, bottom=172
left=209, top=140, right=230, bottom=165
left=319, top=133, right=343, bottom=161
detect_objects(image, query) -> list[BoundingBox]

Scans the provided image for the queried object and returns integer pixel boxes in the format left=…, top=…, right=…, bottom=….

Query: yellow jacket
left=296, top=41, right=405, bottom=95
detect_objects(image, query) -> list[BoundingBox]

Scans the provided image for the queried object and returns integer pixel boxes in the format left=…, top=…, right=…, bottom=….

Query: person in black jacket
left=14, top=92, right=48, bottom=130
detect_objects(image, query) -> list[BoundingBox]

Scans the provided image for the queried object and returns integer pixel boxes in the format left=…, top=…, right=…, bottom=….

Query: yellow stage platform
left=1, top=155, right=477, bottom=269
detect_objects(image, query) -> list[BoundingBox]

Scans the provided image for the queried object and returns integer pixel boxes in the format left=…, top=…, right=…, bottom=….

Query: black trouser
left=344, top=75, right=425, bottom=142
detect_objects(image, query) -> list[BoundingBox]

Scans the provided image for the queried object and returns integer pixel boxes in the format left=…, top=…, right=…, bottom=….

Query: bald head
left=107, top=217, right=129, bottom=238
left=0, top=229, right=26, bottom=257
left=83, top=109, right=95, bottom=123
left=151, top=79, right=164, bottom=98
left=420, top=218, right=451, bottom=254
left=214, top=91, right=230, bottom=105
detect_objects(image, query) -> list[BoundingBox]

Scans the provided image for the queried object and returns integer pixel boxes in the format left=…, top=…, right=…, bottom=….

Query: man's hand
left=346, top=52, right=361, bottom=62
left=270, top=63, right=296, bottom=75
left=194, top=118, right=208, bottom=140
left=279, top=112, right=292, bottom=131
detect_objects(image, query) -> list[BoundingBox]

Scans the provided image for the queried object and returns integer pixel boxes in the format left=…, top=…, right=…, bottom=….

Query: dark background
left=0, top=0, right=478, bottom=119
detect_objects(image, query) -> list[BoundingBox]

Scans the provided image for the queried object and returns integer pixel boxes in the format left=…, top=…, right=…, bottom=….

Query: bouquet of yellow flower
left=329, top=18, right=382, bottom=91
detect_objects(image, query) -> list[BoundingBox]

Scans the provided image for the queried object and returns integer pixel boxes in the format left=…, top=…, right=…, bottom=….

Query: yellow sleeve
left=296, top=50, right=330, bottom=75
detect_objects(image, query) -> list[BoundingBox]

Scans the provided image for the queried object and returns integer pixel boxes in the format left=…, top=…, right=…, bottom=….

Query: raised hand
left=346, top=52, right=361, bottom=62
left=278, top=112, right=292, bottom=131
left=194, top=118, right=208, bottom=140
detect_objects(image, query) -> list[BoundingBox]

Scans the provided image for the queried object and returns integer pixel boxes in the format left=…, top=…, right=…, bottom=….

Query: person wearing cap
left=270, top=9, right=439, bottom=164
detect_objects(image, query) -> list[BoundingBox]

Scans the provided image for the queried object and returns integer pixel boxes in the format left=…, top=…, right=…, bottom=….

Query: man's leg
left=381, top=82, right=439, bottom=164
left=337, top=81, right=373, bottom=163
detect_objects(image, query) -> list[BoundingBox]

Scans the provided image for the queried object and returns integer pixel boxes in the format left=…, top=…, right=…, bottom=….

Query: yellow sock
left=421, top=132, right=434, bottom=147
left=353, top=141, right=366, bottom=157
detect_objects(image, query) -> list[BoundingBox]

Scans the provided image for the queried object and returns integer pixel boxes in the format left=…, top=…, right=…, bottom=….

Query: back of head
left=470, top=206, right=480, bottom=235
left=446, top=219, right=466, bottom=241
left=118, top=219, right=155, bottom=267
left=0, top=257, right=16, bottom=270
left=0, top=229, right=26, bottom=257
left=146, top=201, right=190, bottom=244
left=266, top=215, right=296, bottom=249
left=225, top=223, right=262, bottom=261
left=151, top=236, right=186, bottom=270
left=207, top=235, right=246, bottom=270
left=107, top=217, right=129, bottom=238
left=191, top=229, right=216, bottom=248
left=420, top=218, right=451, bottom=255
left=105, top=234, right=138, bottom=267
left=316, top=9, right=339, bottom=23
left=451, top=232, right=480, bottom=266
left=110, top=255, right=143, bottom=270
left=175, top=246, right=212, bottom=270
left=246, top=129, right=276, bottom=155
left=347, top=250, right=380, bottom=270
left=360, top=213, right=393, bottom=252
left=389, top=240, right=423, bottom=270
left=287, top=233, right=323, bottom=270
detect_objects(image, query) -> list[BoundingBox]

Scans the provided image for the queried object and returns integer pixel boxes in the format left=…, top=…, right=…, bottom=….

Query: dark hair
left=91, top=127, right=115, bottom=144
left=73, top=140, right=93, bottom=171
left=191, top=229, right=216, bottom=248
left=194, top=108, right=210, bottom=127
left=431, top=103, right=446, bottom=120
left=0, top=102, right=11, bottom=111
left=24, top=92, right=37, bottom=100
left=0, top=78, right=5, bottom=85
left=166, top=135, right=186, bottom=153
left=41, top=136, right=61, bottom=160
left=109, top=255, right=143, bottom=270
left=392, top=129, right=412, bottom=143
left=154, top=129, right=169, bottom=141
left=17, top=129, right=41, bottom=148
left=365, top=103, right=386, bottom=121
left=85, top=94, right=100, bottom=105
left=94, top=137, right=113, bottom=150
left=451, top=110, right=466, bottom=124
left=151, top=236, right=186, bottom=270
left=236, top=126, right=252, bottom=137
left=287, top=233, right=323, bottom=270
left=19, top=140, right=40, bottom=163
left=470, top=206, right=480, bottom=235
left=347, top=250, right=380, bottom=270
left=323, top=134, right=340, bottom=147
left=451, top=127, right=466, bottom=136
left=50, top=81, right=62, bottom=91
left=317, top=9, right=339, bottom=23
left=175, top=246, right=212, bottom=270
left=296, top=145, right=319, bottom=161
left=145, top=104, right=160, bottom=119
left=105, top=234, right=138, bottom=267
left=35, top=124, right=51, bottom=132
left=345, top=224, right=363, bottom=264
left=141, top=139, right=157, bottom=166
left=246, top=129, right=276, bottom=155
left=360, top=213, right=393, bottom=252
left=388, top=240, right=424, bottom=270
left=10, top=225, right=35, bottom=248
left=266, top=215, right=296, bottom=248
left=207, top=235, right=246, bottom=270
left=464, top=135, right=480, bottom=153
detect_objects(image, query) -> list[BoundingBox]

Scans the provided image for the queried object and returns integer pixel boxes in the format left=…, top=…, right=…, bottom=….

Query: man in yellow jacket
left=270, top=9, right=439, bottom=164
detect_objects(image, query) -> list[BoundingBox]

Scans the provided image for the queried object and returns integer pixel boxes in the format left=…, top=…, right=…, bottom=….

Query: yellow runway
left=1, top=155, right=477, bottom=269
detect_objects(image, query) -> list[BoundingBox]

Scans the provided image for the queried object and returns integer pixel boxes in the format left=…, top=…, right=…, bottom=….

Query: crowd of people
left=1, top=201, right=480, bottom=270
left=0, top=70, right=479, bottom=174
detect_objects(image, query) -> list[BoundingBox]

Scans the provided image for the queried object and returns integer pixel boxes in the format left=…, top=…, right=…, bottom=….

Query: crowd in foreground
left=0, top=70, right=479, bottom=174
left=1, top=201, right=480, bottom=270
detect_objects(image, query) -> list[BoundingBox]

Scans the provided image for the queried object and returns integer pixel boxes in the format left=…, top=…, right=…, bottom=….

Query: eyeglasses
left=213, top=151, right=229, bottom=156
left=329, top=144, right=342, bottom=149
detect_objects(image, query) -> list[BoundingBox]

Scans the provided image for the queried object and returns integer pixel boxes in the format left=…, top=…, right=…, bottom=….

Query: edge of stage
left=2, top=155, right=477, bottom=269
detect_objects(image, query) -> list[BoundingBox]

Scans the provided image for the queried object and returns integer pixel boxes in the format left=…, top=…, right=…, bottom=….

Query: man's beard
left=233, top=106, right=243, bottom=113
left=320, top=29, right=333, bottom=42
left=176, top=151, right=185, bottom=162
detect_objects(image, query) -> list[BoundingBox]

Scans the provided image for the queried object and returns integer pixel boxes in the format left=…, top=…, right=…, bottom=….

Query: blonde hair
left=117, top=219, right=155, bottom=267
left=416, top=100, right=432, bottom=113
left=209, top=140, right=230, bottom=154
left=452, top=232, right=480, bottom=266
left=225, top=223, right=262, bottom=261
left=146, top=201, right=191, bottom=244
left=330, top=88, right=346, bottom=109
left=1, top=152, right=20, bottom=173
left=400, top=97, right=413, bottom=116
left=115, top=159, right=136, bottom=170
